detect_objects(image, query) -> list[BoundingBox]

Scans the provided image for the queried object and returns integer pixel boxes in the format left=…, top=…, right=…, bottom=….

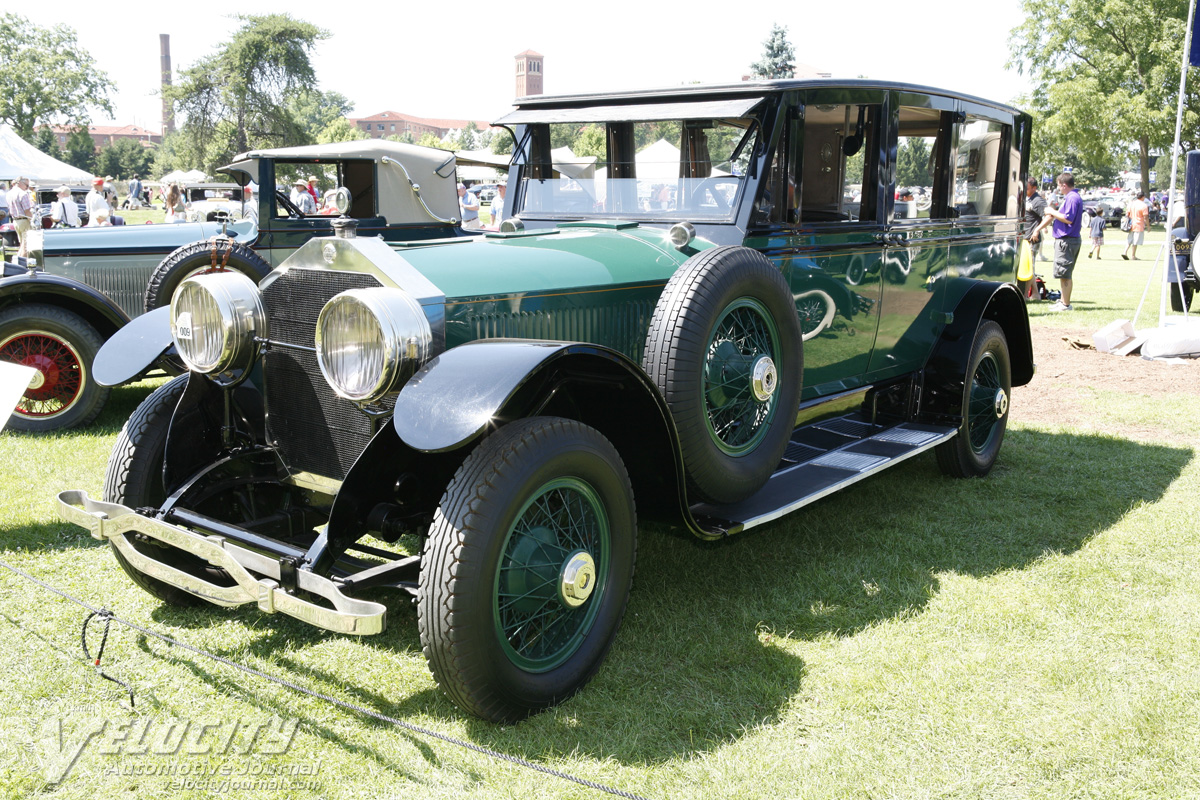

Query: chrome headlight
left=170, top=271, right=266, bottom=384
left=316, top=288, right=432, bottom=403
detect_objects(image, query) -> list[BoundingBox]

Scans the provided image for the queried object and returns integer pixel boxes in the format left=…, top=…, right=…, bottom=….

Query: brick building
left=515, top=50, right=543, bottom=97
left=42, top=124, right=162, bottom=150
left=350, top=111, right=494, bottom=141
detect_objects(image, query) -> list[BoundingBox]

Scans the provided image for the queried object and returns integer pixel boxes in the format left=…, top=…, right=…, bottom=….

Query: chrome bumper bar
left=57, top=490, right=386, bottom=636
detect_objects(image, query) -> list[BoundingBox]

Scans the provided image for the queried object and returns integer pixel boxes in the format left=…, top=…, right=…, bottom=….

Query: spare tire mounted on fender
left=144, top=238, right=272, bottom=314
left=643, top=245, right=803, bottom=505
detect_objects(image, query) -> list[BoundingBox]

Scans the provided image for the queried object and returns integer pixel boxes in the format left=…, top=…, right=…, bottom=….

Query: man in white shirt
left=289, top=180, right=316, bottom=215
left=85, top=177, right=109, bottom=222
left=5, top=176, right=33, bottom=257
left=50, top=186, right=81, bottom=227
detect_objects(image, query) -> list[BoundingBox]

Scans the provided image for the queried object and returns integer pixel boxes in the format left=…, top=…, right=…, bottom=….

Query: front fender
left=93, top=306, right=174, bottom=387
left=0, top=271, right=129, bottom=338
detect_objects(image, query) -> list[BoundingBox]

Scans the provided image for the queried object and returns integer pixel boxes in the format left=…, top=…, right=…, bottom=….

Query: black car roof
left=499, top=79, right=1024, bottom=119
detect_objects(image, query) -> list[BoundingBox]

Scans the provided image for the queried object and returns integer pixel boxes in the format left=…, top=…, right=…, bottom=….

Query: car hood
left=382, top=223, right=707, bottom=301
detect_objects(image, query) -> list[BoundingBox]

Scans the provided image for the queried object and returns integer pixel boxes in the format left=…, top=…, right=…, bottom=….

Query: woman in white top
left=50, top=186, right=81, bottom=228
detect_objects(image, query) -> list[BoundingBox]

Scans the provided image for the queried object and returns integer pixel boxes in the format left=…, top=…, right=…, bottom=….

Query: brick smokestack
left=160, top=34, right=175, bottom=135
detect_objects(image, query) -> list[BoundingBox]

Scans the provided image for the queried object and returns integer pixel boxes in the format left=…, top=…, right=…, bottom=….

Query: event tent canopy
left=0, top=124, right=92, bottom=184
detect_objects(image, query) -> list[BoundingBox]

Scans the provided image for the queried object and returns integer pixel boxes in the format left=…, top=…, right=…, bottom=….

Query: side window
left=953, top=116, right=1007, bottom=217
left=799, top=104, right=880, bottom=223
left=895, top=106, right=945, bottom=220
left=271, top=161, right=376, bottom=218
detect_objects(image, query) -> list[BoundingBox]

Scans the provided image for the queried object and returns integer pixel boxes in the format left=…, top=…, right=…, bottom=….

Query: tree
left=0, top=14, right=113, bottom=141
left=33, top=128, right=62, bottom=161
left=750, top=24, right=795, bottom=80
left=63, top=126, right=96, bottom=173
left=317, top=117, right=368, bottom=144
left=896, top=138, right=932, bottom=187
left=95, top=138, right=156, bottom=180
left=167, top=14, right=328, bottom=172
left=1009, top=0, right=1196, bottom=190
left=288, top=90, right=355, bottom=143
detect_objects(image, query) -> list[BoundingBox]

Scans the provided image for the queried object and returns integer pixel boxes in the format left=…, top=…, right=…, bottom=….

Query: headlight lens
left=171, top=271, right=266, bottom=382
left=316, top=288, right=431, bottom=403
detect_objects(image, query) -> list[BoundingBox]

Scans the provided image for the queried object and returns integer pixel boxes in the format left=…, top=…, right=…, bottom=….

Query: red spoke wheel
left=0, top=305, right=109, bottom=432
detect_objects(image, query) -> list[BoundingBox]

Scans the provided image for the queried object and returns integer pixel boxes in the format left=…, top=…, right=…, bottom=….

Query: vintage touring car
left=60, top=80, right=1035, bottom=722
left=2, top=140, right=463, bottom=432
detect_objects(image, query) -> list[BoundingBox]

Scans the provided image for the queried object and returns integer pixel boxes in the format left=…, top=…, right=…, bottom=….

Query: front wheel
left=418, top=417, right=637, bottom=722
left=935, top=321, right=1011, bottom=477
left=0, top=304, right=109, bottom=432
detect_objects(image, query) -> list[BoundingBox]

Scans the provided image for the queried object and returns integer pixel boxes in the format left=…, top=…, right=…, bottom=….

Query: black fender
left=313, top=340, right=693, bottom=573
left=920, top=281, right=1033, bottom=425
left=92, top=306, right=175, bottom=387
left=0, top=271, right=130, bottom=343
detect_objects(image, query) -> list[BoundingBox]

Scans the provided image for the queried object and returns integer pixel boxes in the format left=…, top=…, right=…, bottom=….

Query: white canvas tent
left=160, top=169, right=207, bottom=184
left=0, top=124, right=92, bottom=184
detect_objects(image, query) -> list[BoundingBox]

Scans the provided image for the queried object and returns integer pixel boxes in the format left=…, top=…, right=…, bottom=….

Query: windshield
left=516, top=118, right=757, bottom=223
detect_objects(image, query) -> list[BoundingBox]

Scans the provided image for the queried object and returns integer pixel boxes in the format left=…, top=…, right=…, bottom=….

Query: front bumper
left=57, top=490, right=386, bottom=635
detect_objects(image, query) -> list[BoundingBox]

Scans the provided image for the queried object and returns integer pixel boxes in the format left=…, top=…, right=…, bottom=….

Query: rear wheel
left=0, top=304, right=109, bottom=432
left=418, top=417, right=636, bottom=722
left=935, top=321, right=1011, bottom=477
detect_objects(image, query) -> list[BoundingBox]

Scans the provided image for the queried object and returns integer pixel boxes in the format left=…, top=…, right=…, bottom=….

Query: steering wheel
left=274, top=190, right=303, bottom=218
left=689, top=177, right=736, bottom=214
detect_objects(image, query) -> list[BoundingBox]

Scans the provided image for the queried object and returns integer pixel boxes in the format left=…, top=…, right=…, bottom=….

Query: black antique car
left=61, top=79, right=1037, bottom=722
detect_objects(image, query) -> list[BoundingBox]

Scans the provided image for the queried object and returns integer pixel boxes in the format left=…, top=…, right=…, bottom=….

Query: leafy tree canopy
left=95, top=138, right=156, bottom=180
left=33, top=127, right=62, bottom=161
left=896, top=137, right=932, bottom=187
left=289, top=90, right=355, bottom=142
left=63, top=126, right=96, bottom=173
left=750, top=24, right=796, bottom=80
left=317, top=117, right=368, bottom=144
left=167, top=14, right=328, bottom=173
left=0, top=14, right=113, bottom=141
left=1009, top=0, right=1196, bottom=189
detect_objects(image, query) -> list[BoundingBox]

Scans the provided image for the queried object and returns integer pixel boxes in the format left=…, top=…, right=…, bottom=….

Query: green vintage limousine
left=60, top=80, right=1034, bottom=722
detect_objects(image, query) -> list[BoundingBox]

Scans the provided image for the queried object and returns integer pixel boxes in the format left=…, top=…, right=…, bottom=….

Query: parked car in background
left=469, top=183, right=499, bottom=203
left=1, top=139, right=467, bottom=432
left=183, top=183, right=246, bottom=222
left=59, top=79, right=1036, bottom=724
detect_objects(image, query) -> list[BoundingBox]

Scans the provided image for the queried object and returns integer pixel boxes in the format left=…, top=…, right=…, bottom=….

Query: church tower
left=515, top=50, right=544, bottom=97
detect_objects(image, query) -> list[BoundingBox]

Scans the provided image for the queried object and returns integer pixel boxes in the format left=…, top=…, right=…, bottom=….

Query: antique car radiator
left=261, top=268, right=394, bottom=482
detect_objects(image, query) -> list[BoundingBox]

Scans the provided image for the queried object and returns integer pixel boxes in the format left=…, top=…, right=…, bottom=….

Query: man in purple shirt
left=1031, top=172, right=1082, bottom=311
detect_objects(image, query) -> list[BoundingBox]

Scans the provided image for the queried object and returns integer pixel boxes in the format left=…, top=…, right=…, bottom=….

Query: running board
left=691, top=418, right=957, bottom=537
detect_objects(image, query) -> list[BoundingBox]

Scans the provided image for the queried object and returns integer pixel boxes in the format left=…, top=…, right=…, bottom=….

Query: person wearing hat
left=5, top=176, right=33, bottom=257
left=457, top=182, right=481, bottom=230
left=85, top=177, right=109, bottom=222
left=289, top=179, right=316, bottom=215
left=306, top=175, right=320, bottom=204
left=50, top=186, right=81, bottom=228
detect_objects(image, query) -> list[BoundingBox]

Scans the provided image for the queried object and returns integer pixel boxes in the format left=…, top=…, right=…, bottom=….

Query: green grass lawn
left=1, top=240, right=1198, bottom=799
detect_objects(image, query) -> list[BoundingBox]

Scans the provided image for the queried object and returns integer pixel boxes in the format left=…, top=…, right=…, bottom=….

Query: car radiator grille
left=261, top=268, right=393, bottom=482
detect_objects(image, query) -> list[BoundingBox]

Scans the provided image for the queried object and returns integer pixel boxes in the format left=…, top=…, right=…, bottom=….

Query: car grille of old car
left=261, top=268, right=395, bottom=482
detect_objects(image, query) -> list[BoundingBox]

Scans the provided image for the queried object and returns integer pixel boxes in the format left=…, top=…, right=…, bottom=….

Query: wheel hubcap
left=993, top=388, right=1009, bottom=419
left=559, top=550, right=596, bottom=608
left=750, top=356, right=777, bottom=402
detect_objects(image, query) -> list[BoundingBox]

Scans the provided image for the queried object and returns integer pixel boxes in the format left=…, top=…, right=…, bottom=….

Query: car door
left=747, top=89, right=889, bottom=401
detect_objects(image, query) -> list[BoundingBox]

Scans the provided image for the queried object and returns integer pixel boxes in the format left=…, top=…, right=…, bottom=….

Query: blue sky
left=23, top=0, right=1032, bottom=131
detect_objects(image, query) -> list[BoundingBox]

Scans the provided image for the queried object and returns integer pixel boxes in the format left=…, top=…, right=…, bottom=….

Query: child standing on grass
left=1088, top=212, right=1106, bottom=259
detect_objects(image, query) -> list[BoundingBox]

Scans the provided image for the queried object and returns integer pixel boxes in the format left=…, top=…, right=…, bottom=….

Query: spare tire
left=144, top=238, right=271, bottom=314
left=643, top=246, right=803, bottom=505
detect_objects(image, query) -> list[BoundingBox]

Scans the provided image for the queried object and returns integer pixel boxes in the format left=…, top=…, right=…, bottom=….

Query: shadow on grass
left=9, top=428, right=1194, bottom=771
